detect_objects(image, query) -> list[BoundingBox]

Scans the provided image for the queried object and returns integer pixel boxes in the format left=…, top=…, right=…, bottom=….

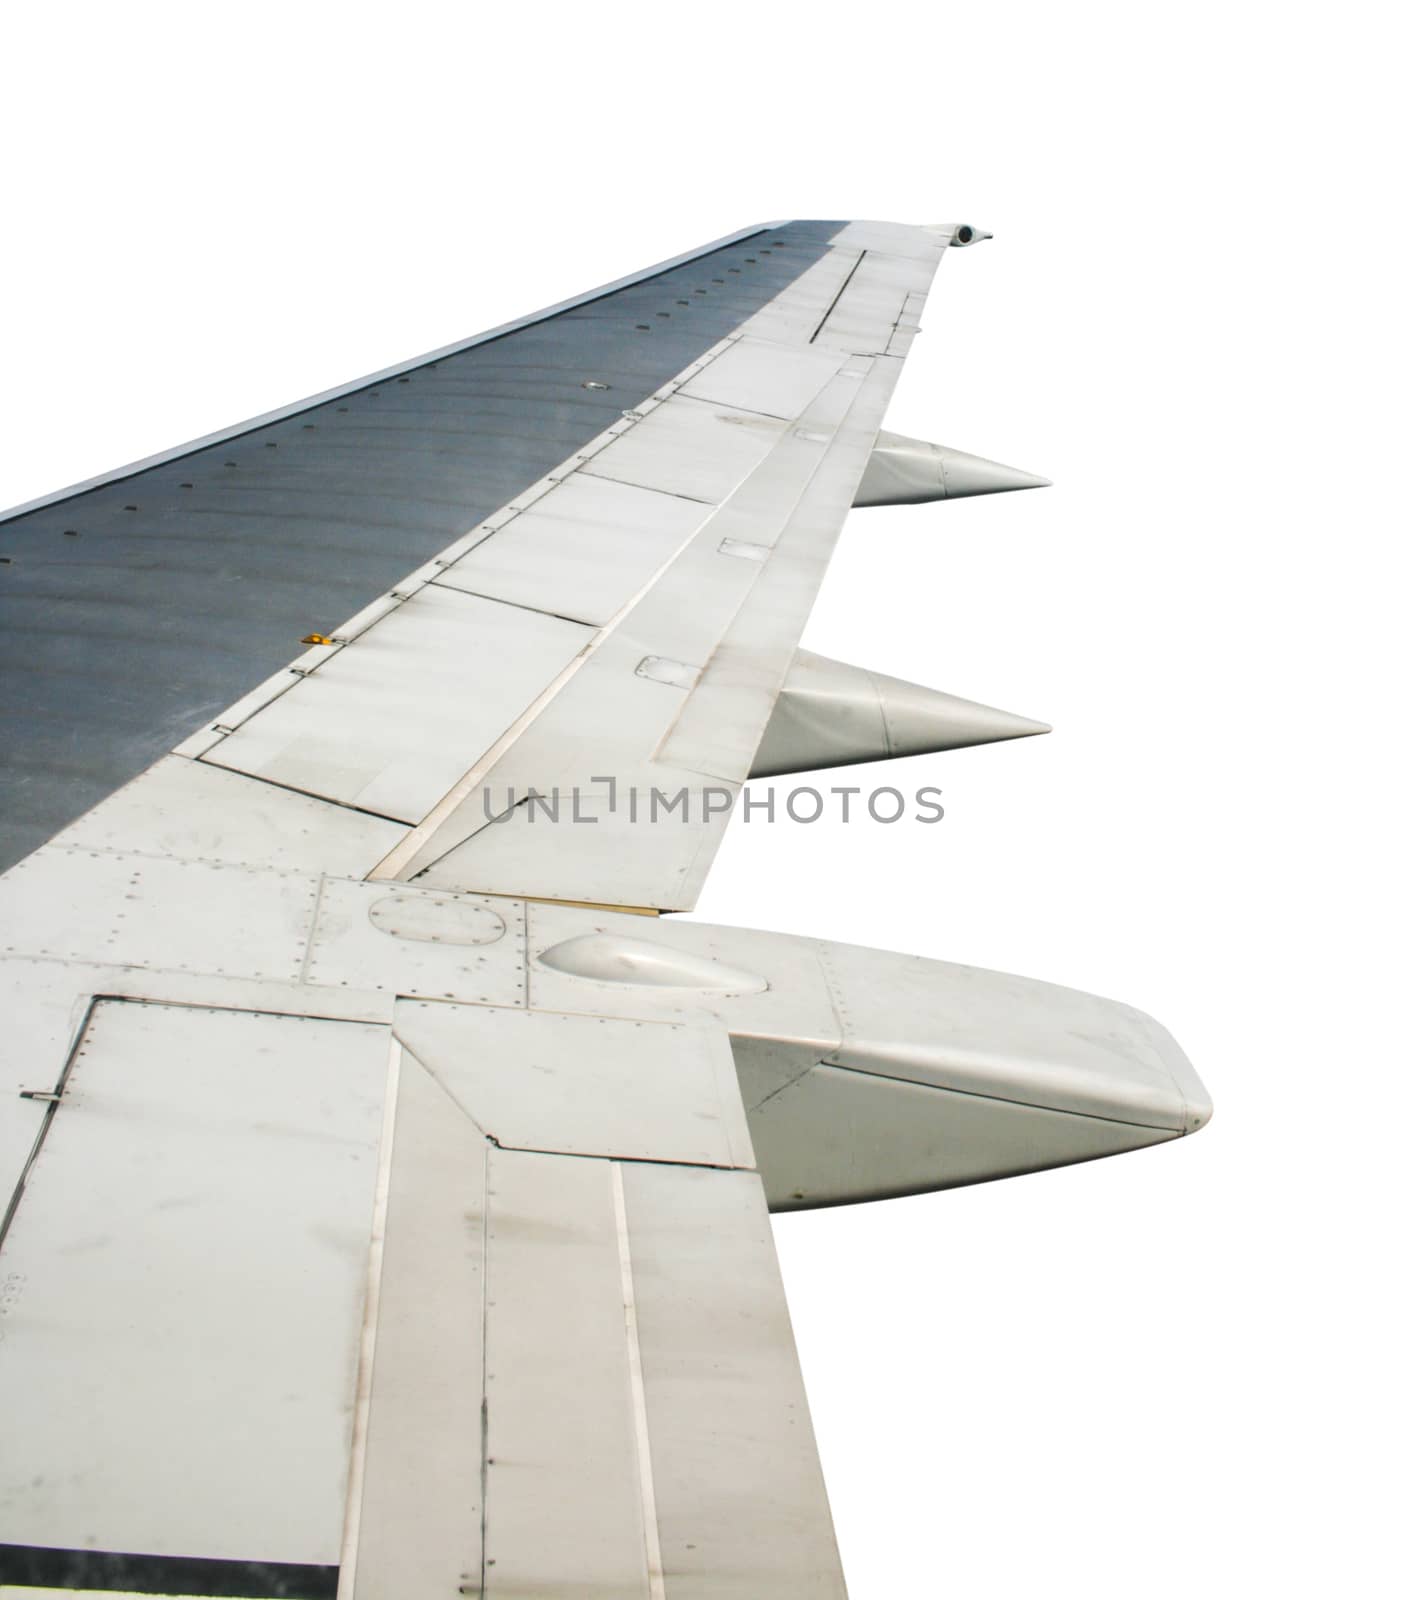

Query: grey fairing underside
left=0, top=223, right=840, bottom=873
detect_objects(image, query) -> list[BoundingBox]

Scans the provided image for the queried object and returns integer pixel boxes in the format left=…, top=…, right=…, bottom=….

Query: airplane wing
left=0, top=220, right=1209, bottom=1597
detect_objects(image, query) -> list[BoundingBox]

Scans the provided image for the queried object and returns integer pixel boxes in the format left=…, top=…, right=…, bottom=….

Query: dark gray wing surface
left=0, top=223, right=838, bottom=871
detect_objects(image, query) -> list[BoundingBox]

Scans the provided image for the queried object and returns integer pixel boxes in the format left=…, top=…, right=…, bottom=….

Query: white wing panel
left=741, top=247, right=865, bottom=344
left=346, top=1041, right=485, bottom=1600
left=335, top=1007, right=843, bottom=1599
left=622, top=1161, right=848, bottom=1599
left=393, top=1000, right=753, bottom=1168
left=803, top=252, right=917, bottom=354
left=580, top=394, right=790, bottom=503
left=475, top=1151, right=846, bottom=1599
left=0, top=1000, right=389, bottom=1568
left=48, top=754, right=405, bottom=875
left=678, top=337, right=847, bottom=419
left=203, top=584, right=593, bottom=822
left=480, top=1146, right=654, bottom=1596
left=433, top=472, right=711, bottom=627
left=0, top=845, right=318, bottom=982
left=410, top=776, right=730, bottom=908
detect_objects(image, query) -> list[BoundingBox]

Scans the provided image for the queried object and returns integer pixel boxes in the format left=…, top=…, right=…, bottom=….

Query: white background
left=2, top=4, right=1414, bottom=1594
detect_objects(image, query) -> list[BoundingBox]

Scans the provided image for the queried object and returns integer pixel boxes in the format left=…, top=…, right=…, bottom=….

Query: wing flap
left=1, top=996, right=843, bottom=1597
left=622, top=1159, right=848, bottom=1598
left=469, top=1148, right=845, bottom=1599
left=345, top=1008, right=842, bottom=1600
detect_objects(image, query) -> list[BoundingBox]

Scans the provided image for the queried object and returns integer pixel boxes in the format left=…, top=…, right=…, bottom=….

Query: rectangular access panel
left=0, top=998, right=391, bottom=1592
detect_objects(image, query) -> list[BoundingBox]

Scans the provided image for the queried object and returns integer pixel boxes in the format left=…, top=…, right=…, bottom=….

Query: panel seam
left=611, top=1162, right=666, bottom=1600
left=809, top=250, right=867, bottom=343
left=335, top=1034, right=404, bottom=1600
